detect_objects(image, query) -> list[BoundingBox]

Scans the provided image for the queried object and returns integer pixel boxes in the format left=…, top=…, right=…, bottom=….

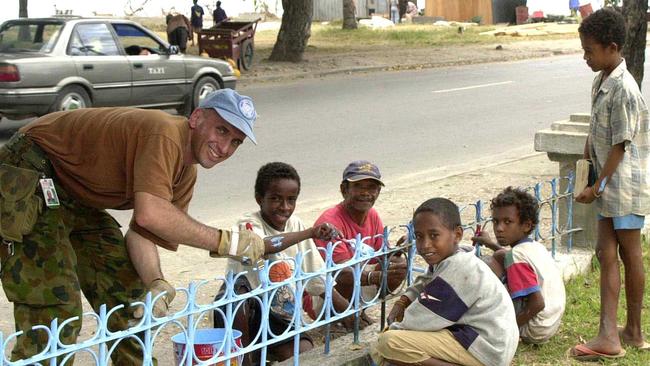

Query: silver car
left=0, top=16, right=237, bottom=120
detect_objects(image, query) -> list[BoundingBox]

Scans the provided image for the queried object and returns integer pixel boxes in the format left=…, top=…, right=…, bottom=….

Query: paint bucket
left=172, top=328, right=243, bottom=366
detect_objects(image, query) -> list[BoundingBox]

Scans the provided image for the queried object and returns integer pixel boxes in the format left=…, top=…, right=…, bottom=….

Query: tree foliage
left=124, top=0, right=152, bottom=17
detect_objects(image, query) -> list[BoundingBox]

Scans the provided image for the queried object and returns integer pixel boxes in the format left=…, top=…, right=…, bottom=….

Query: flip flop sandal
left=567, top=343, right=626, bottom=361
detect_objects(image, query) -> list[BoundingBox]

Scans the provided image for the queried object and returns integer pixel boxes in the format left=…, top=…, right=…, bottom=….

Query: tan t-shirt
left=21, top=107, right=197, bottom=250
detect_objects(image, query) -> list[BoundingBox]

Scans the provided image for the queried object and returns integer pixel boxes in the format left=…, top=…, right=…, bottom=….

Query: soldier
left=0, top=89, right=304, bottom=364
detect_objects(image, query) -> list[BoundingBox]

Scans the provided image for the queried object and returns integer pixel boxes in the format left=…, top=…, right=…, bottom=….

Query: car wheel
left=192, top=76, right=220, bottom=111
left=240, top=40, right=254, bottom=71
left=49, top=85, right=91, bottom=113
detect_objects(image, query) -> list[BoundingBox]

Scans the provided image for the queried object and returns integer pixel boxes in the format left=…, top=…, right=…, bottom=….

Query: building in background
left=423, top=0, right=604, bottom=24
left=424, top=0, right=493, bottom=24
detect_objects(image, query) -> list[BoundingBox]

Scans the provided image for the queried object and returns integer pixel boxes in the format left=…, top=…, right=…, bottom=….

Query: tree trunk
left=398, top=0, right=407, bottom=22
left=343, top=0, right=358, bottom=29
left=18, top=0, right=30, bottom=42
left=269, top=0, right=312, bottom=62
left=19, top=0, right=28, bottom=17
left=622, top=0, right=648, bottom=88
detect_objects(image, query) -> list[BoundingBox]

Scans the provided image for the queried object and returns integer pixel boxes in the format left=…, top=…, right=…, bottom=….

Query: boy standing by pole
left=571, top=8, right=650, bottom=361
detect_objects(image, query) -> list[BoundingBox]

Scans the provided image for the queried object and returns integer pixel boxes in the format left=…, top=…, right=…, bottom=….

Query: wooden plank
left=425, top=0, right=493, bottom=24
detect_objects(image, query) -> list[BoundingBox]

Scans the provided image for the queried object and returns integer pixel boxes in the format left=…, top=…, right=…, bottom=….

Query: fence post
left=405, top=222, right=416, bottom=287
left=185, top=282, right=197, bottom=366
left=534, top=183, right=542, bottom=242
left=380, top=226, right=389, bottom=331
left=0, top=331, right=5, bottom=366
left=260, top=263, right=271, bottom=364
left=293, top=253, right=304, bottom=366
left=567, top=172, right=575, bottom=252
left=49, top=318, right=58, bottom=366
left=323, top=241, right=335, bottom=355
left=98, top=305, right=108, bottom=366
left=475, top=200, right=483, bottom=257
left=352, top=234, right=362, bottom=345
left=550, top=178, right=559, bottom=258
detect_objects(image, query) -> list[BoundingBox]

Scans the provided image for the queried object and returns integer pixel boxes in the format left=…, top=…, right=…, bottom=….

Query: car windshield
left=0, top=22, right=63, bottom=53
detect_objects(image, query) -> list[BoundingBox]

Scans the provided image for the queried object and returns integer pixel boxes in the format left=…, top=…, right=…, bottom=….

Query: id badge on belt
left=39, top=178, right=60, bottom=208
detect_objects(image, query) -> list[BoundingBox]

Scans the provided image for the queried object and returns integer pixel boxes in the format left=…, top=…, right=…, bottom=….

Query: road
left=0, top=55, right=633, bottom=228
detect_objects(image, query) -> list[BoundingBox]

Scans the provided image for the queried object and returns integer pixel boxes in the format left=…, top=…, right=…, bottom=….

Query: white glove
left=211, top=228, right=265, bottom=264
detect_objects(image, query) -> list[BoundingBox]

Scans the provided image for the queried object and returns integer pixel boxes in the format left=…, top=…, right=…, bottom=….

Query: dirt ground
left=238, top=38, right=583, bottom=86
left=0, top=31, right=583, bottom=363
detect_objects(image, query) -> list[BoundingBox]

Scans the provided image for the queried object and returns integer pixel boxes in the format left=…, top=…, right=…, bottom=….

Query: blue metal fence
left=1, top=176, right=579, bottom=366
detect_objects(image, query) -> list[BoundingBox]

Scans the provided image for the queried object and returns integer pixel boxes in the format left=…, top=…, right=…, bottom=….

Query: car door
left=68, top=22, right=131, bottom=106
left=111, top=23, right=186, bottom=108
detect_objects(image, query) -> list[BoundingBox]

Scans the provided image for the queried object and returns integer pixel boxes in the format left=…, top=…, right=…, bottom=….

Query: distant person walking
left=166, top=11, right=192, bottom=53
left=213, top=1, right=228, bottom=26
left=398, top=0, right=407, bottom=23
left=390, top=0, right=399, bottom=24
left=190, top=0, right=204, bottom=46
left=569, top=0, right=580, bottom=16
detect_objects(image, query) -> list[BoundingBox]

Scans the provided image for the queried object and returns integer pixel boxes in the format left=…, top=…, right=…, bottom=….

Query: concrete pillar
left=534, top=113, right=597, bottom=249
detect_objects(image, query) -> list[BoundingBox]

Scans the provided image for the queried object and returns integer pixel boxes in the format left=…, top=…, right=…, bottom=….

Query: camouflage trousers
left=0, top=133, right=149, bottom=365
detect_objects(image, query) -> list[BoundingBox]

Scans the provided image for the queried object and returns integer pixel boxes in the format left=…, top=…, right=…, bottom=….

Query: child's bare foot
left=361, top=311, right=375, bottom=327
left=618, top=326, right=650, bottom=349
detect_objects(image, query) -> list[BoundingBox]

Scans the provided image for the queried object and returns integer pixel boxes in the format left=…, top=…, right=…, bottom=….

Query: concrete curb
left=249, top=65, right=392, bottom=83
left=239, top=49, right=581, bottom=85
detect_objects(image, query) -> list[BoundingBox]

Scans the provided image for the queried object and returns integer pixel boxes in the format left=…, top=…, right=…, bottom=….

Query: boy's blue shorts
left=597, top=214, right=645, bottom=230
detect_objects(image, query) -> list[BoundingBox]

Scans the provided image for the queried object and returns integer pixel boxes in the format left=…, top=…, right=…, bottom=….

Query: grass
left=309, top=24, right=497, bottom=47
left=242, top=22, right=577, bottom=64
left=142, top=17, right=578, bottom=58
left=258, top=23, right=575, bottom=51
left=512, top=238, right=650, bottom=365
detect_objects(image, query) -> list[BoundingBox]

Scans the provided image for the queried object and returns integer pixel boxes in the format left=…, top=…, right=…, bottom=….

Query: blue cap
left=342, top=160, right=384, bottom=186
left=199, top=89, right=257, bottom=144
